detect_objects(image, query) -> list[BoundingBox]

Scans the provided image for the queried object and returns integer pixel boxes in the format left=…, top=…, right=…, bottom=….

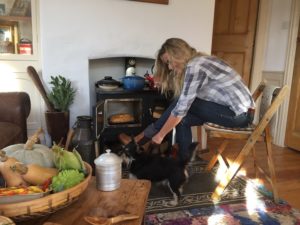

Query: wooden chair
left=202, top=83, right=289, bottom=202
left=204, top=82, right=265, bottom=171
left=198, top=82, right=266, bottom=151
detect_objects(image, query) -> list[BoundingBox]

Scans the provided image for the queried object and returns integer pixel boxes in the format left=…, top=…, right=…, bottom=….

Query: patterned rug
left=145, top=159, right=263, bottom=214
left=143, top=160, right=300, bottom=224
left=145, top=199, right=300, bottom=224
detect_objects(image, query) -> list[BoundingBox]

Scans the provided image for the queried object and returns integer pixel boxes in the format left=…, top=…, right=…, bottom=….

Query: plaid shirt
left=172, top=56, right=255, bottom=117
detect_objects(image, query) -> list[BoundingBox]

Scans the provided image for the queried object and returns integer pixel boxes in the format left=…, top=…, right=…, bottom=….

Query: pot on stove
left=122, top=75, right=145, bottom=91
left=96, top=76, right=121, bottom=90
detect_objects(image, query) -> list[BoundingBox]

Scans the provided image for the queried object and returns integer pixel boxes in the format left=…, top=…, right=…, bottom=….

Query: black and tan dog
left=118, top=139, right=198, bottom=206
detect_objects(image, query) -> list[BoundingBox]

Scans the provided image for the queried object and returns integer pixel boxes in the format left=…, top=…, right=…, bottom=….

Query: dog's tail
left=179, top=142, right=199, bottom=166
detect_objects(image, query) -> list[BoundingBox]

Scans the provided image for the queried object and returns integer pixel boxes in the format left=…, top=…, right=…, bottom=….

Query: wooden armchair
left=201, top=83, right=289, bottom=202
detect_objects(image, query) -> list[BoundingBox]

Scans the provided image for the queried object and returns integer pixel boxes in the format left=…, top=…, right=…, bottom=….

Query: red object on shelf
left=18, top=43, right=32, bottom=55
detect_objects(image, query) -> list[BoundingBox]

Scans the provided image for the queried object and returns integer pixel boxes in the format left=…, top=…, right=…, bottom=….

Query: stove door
left=104, top=98, right=143, bottom=128
left=95, top=101, right=104, bottom=139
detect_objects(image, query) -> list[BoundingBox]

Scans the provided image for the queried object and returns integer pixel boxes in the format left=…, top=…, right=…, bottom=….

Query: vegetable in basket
left=10, top=162, right=58, bottom=186
left=0, top=150, right=28, bottom=187
left=0, top=186, right=45, bottom=196
left=51, top=144, right=86, bottom=173
left=3, top=128, right=55, bottom=168
left=51, top=169, right=85, bottom=192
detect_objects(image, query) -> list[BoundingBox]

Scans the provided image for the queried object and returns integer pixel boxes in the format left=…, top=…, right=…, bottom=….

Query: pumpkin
left=3, top=128, right=55, bottom=168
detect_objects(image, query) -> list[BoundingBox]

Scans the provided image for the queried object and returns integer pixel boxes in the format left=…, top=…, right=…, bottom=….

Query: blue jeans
left=144, top=98, right=251, bottom=162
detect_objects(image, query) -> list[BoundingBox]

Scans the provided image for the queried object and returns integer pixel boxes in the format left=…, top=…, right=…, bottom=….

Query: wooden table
left=18, top=178, right=151, bottom=225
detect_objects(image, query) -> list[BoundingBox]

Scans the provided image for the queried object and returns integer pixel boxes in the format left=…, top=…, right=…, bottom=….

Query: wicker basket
left=0, top=162, right=92, bottom=222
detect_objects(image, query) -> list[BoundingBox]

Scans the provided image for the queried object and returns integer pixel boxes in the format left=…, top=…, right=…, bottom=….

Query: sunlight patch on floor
left=245, top=178, right=266, bottom=215
left=214, top=158, right=233, bottom=182
left=208, top=176, right=267, bottom=224
left=207, top=212, right=241, bottom=225
left=207, top=213, right=229, bottom=225
left=237, top=168, right=247, bottom=176
left=214, top=163, right=227, bottom=182
left=214, top=160, right=242, bottom=183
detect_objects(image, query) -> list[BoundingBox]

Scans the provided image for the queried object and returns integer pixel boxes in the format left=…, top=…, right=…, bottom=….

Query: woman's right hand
left=152, top=133, right=164, bottom=145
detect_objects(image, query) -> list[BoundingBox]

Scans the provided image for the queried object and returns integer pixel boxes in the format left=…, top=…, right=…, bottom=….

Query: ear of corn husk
left=52, top=144, right=86, bottom=173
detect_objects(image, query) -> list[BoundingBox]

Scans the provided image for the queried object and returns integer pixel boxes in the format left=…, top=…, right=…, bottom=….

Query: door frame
left=250, top=0, right=272, bottom=91
left=274, top=0, right=300, bottom=146
left=251, top=0, right=300, bottom=146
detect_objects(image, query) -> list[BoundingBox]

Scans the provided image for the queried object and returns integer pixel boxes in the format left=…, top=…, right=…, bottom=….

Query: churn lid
left=94, top=149, right=121, bottom=166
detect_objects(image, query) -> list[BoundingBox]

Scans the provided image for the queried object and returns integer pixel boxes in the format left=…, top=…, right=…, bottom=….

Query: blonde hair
left=154, top=38, right=206, bottom=97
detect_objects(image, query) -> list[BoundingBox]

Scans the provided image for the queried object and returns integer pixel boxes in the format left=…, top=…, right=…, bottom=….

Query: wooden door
left=198, top=0, right=259, bottom=146
left=212, top=0, right=259, bottom=86
left=285, top=27, right=300, bottom=151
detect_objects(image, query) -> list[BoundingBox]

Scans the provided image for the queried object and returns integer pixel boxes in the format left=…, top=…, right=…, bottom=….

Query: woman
left=121, top=38, right=255, bottom=162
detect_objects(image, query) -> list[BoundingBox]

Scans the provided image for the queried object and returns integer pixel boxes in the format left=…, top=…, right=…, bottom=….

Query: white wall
left=39, top=0, right=215, bottom=125
left=264, top=0, right=292, bottom=71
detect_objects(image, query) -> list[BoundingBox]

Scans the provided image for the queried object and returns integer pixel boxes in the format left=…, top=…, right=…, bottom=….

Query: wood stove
left=94, top=87, right=170, bottom=154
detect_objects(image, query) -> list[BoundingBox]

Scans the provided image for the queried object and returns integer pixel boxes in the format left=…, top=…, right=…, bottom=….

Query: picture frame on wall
left=0, top=21, right=18, bottom=54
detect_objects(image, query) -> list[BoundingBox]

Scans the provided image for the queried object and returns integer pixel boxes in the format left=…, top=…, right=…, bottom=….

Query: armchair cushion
left=0, top=92, right=31, bottom=149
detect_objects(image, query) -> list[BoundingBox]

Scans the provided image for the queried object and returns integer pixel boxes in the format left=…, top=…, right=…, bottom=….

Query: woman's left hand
left=152, top=133, right=164, bottom=145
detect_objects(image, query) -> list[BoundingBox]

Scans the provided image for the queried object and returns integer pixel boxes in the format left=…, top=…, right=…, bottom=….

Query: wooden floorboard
left=200, top=138, right=300, bottom=210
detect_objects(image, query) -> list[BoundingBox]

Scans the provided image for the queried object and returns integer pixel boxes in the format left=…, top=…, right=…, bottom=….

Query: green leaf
left=50, top=169, right=85, bottom=192
left=47, top=75, right=76, bottom=112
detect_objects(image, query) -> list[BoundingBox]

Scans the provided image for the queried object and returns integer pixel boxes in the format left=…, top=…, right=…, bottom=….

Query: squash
left=3, top=128, right=55, bottom=168
left=0, top=150, right=28, bottom=187
left=10, top=162, right=58, bottom=186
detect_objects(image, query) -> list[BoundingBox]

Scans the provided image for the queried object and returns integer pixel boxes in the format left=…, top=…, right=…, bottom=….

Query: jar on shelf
left=18, top=38, right=32, bottom=55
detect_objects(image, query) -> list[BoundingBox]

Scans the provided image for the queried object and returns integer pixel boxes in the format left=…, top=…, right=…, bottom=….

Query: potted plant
left=45, top=75, right=76, bottom=145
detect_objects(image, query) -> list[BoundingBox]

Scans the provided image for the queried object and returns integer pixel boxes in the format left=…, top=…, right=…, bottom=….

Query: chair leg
left=205, top=140, right=229, bottom=171
left=197, top=126, right=207, bottom=150
left=211, top=139, right=256, bottom=201
left=201, top=126, right=207, bottom=150
left=252, top=146, right=258, bottom=178
left=217, top=153, right=231, bottom=169
left=265, top=126, right=279, bottom=203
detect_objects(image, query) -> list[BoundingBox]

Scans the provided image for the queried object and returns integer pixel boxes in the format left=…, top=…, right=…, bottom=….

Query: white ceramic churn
left=94, top=149, right=122, bottom=191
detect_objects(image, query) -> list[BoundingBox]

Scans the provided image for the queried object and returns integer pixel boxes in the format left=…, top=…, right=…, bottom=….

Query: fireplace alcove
left=89, top=56, right=172, bottom=156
